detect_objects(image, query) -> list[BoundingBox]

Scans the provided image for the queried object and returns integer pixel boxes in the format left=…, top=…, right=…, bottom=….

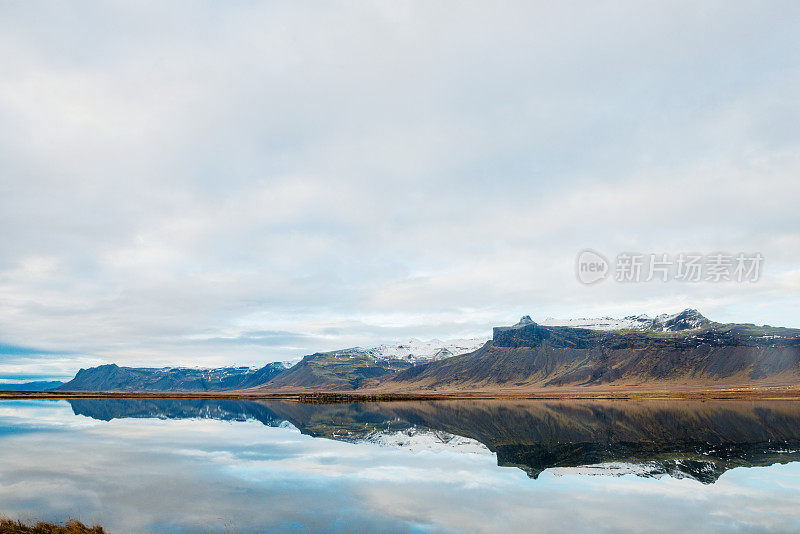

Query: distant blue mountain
left=0, top=381, right=64, bottom=391
left=56, top=363, right=291, bottom=392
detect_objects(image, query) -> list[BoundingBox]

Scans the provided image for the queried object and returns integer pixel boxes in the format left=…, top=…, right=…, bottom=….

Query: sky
left=1, top=1, right=799, bottom=379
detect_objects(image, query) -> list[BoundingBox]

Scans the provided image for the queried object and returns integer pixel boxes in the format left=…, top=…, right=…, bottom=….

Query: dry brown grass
left=2, top=385, right=800, bottom=402
left=0, top=518, right=105, bottom=534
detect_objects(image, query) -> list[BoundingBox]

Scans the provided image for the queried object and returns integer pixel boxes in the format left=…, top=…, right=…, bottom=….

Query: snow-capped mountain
left=349, top=337, right=489, bottom=364
left=541, top=309, right=710, bottom=332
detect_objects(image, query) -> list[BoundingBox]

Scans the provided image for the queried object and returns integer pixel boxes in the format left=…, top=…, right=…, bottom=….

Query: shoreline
left=2, top=387, right=800, bottom=402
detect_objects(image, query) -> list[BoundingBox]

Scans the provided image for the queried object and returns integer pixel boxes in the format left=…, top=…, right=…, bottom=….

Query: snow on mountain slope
left=541, top=315, right=654, bottom=331
left=541, top=309, right=710, bottom=332
left=158, top=361, right=296, bottom=378
left=350, top=337, right=489, bottom=363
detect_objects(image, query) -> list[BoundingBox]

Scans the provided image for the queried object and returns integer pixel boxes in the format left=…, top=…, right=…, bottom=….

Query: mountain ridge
left=0, top=380, right=64, bottom=391
left=54, top=309, right=800, bottom=393
left=56, top=362, right=292, bottom=392
left=56, top=338, right=487, bottom=392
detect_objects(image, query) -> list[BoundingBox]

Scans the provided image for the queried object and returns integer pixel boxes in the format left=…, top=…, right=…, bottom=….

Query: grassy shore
left=0, top=518, right=104, bottom=534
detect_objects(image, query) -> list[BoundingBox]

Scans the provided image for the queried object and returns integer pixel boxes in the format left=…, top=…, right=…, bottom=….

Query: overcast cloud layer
left=1, top=1, right=799, bottom=378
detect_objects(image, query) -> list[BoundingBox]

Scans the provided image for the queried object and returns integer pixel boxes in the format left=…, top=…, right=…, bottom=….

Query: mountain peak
left=652, top=309, right=709, bottom=331
left=515, top=315, right=534, bottom=327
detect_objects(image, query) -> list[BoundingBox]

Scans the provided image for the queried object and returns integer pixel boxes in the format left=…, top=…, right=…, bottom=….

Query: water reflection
left=2, top=399, right=800, bottom=532
left=67, top=398, right=800, bottom=484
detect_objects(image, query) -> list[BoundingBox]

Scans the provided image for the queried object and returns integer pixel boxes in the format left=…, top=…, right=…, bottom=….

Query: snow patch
left=343, top=337, right=488, bottom=364
left=542, top=309, right=708, bottom=332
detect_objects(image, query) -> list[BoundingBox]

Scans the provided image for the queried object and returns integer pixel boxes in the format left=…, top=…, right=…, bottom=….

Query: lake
left=1, top=398, right=800, bottom=533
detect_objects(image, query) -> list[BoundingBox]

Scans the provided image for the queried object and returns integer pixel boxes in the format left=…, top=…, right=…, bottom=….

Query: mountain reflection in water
left=67, top=398, right=800, bottom=484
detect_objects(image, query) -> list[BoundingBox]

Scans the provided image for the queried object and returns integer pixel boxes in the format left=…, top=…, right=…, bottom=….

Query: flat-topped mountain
left=375, top=310, right=800, bottom=392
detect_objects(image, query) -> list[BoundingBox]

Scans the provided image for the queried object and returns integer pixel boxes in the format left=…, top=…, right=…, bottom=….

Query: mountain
left=53, top=310, right=800, bottom=393
left=355, top=338, right=488, bottom=363
left=0, top=380, right=64, bottom=391
left=375, top=309, right=800, bottom=392
left=56, top=338, right=487, bottom=392
left=258, top=338, right=488, bottom=391
left=57, top=362, right=291, bottom=392
left=255, top=351, right=413, bottom=391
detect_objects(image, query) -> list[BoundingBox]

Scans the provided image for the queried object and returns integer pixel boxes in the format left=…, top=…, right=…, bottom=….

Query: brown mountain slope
left=260, top=350, right=412, bottom=391
left=369, top=317, right=800, bottom=392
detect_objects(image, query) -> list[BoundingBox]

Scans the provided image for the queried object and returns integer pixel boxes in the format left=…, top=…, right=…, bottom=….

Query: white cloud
left=0, top=1, right=798, bottom=373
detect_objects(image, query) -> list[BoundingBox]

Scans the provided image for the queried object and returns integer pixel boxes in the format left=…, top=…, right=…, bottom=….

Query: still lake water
left=1, top=399, right=800, bottom=533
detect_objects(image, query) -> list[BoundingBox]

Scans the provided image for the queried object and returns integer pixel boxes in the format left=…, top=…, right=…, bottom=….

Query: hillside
left=373, top=310, right=800, bottom=392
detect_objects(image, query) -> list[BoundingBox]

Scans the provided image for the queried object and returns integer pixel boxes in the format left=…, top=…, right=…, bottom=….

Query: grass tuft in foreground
left=0, top=518, right=105, bottom=534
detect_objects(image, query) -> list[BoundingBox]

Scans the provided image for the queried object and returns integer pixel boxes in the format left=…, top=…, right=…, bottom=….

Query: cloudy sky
left=1, top=1, right=799, bottom=379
